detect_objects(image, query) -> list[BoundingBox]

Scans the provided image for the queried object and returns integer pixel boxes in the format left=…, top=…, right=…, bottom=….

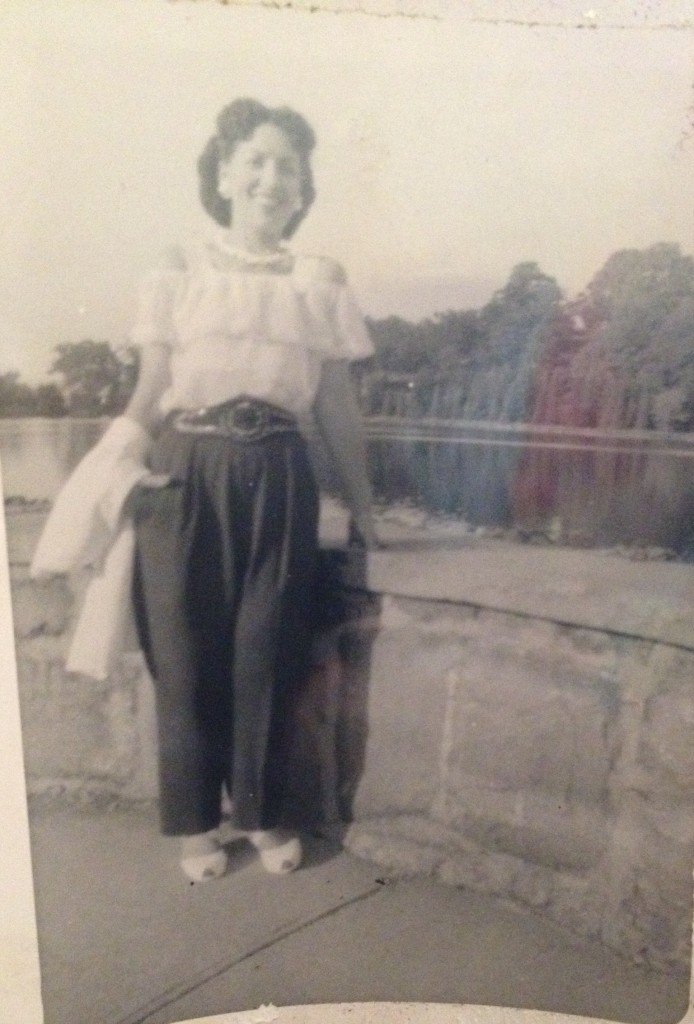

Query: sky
left=1, top=0, right=693, bottom=381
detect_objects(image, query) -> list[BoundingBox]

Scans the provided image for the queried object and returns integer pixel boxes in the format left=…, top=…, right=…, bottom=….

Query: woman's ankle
left=247, top=828, right=294, bottom=849
left=180, top=829, right=220, bottom=857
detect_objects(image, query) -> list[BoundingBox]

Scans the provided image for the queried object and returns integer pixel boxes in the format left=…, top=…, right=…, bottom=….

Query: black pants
left=130, top=424, right=319, bottom=835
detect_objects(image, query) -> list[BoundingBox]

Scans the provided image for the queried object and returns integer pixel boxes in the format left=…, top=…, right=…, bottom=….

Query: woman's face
left=217, top=122, right=304, bottom=243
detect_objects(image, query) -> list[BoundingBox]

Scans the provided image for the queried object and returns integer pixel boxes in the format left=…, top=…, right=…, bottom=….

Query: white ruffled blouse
left=130, top=238, right=375, bottom=416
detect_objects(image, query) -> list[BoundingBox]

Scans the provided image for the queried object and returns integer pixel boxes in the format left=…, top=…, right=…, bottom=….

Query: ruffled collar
left=206, top=233, right=295, bottom=275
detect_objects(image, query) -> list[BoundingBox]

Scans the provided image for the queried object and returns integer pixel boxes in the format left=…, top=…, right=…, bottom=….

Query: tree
left=365, top=316, right=432, bottom=375
left=361, top=246, right=694, bottom=431
left=462, top=262, right=563, bottom=421
left=0, top=373, right=68, bottom=417
left=50, top=340, right=138, bottom=416
left=33, top=383, right=67, bottom=417
left=0, top=372, right=37, bottom=417
left=555, top=244, right=694, bottom=429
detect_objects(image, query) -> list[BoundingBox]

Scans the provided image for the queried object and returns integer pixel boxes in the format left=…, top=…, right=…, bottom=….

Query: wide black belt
left=172, top=396, right=298, bottom=442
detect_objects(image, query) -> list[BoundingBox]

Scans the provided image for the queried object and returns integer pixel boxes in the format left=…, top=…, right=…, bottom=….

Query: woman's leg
left=132, top=427, right=318, bottom=874
left=132, top=434, right=232, bottom=838
left=226, top=433, right=319, bottom=833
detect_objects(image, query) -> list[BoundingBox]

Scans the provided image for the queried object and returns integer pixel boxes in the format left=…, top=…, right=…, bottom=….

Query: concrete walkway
left=26, top=798, right=688, bottom=1024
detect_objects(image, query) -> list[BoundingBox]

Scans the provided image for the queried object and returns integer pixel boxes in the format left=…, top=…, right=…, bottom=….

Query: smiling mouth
left=254, top=194, right=284, bottom=208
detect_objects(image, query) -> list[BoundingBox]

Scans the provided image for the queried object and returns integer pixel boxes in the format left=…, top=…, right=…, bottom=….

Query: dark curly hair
left=197, top=98, right=316, bottom=238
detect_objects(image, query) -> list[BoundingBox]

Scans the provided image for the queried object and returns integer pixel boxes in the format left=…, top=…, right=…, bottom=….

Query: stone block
left=3, top=509, right=47, bottom=564
left=443, top=793, right=609, bottom=872
left=15, top=634, right=78, bottom=695
left=437, top=847, right=519, bottom=895
left=544, top=873, right=604, bottom=942
left=638, top=668, right=694, bottom=800
left=596, top=808, right=693, bottom=973
left=346, top=825, right=443, bottom=878
left=447, top=623, right=616, bottom=794
left=510, top=865, right=553, bottom=908
left=9, top=571, right=73, bottom=639
left=352, top=598, right=453, bottom=817
left=632, top=814, right=694, bottom=912
left=601, top=876, right=692, bottom=973
left=370, top=813, right=462, bottom=850
left=637, top=802, right=694, bottom=848
left=17, top=646, right=138, bottom=787
left=447, top=684, right=612, bottom=800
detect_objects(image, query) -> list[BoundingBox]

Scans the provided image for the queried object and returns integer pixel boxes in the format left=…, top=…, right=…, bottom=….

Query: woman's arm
left=123, top=344, right=171, bottom=434
left=313, top=359, right=379, bottom=549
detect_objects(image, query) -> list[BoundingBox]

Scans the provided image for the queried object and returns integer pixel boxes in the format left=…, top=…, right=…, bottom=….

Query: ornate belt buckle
left=226, top=399, right=266, bottom=439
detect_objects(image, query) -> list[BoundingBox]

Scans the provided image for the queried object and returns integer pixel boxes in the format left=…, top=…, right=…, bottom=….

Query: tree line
left=361, top=242, right=694, bottom=432
left=0, top=342, right=139, bottom=418
left=2, top=242, right=693, bottom=431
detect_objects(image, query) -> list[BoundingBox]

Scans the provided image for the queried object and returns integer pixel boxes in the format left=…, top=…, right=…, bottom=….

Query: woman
left=123, top=98, right=378, bottom=882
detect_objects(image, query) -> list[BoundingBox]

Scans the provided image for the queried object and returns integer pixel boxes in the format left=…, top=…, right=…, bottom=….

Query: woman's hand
left=139, top=473, right=171, bottom=488
left=314, top=359, right=381, bottom=549
left=348, top=516, right=384, bottom=551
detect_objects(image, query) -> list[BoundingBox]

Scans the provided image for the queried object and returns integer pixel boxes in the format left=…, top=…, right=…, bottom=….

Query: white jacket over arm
left=30, top=416, right=152, bottom=680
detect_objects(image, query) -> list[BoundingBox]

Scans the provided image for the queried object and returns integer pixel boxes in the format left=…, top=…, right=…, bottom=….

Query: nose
left=259, top=159, right=281, bottom=191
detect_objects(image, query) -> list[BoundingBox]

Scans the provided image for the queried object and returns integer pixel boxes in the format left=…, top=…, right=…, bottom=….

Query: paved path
left=26, top=799, right=688, bottom=1024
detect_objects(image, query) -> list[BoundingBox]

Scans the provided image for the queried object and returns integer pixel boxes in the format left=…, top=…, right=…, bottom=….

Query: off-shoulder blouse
left=130, top=237, right=374, bottom=417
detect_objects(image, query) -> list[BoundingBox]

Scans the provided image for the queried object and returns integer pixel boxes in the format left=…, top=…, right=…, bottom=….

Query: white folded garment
left=30, top=416, right=151, bottom=578
left=30, top=416, right=152, bottom=680
left=65, top=523, right=141, bottom=680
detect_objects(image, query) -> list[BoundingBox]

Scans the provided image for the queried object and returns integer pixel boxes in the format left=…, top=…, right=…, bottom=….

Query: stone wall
left=344, top=594, right=694, bottom=976
left=7, top=509, right=694, bottom=975
left=11, top=561, right=158, bottom=800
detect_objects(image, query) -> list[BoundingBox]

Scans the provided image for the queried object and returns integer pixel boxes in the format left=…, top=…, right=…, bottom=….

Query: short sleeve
left=331, top=281, right=375, bottom=361
left=129, top=247, right=187, bottom=348
left=295, top=255, right=375, bottom=361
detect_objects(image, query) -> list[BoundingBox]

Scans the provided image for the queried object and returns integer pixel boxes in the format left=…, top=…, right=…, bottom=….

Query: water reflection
left=365, top=422, right=694, bottom=552
left=2, top=418, right=694, bottom=553
left=0, top=419, right=105, bottom=501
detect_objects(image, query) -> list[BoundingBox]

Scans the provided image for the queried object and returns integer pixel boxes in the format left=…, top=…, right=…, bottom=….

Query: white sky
left=1, top=0, right=693, bottom=381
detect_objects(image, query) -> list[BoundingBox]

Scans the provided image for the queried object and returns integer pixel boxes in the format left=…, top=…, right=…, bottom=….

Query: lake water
left=363, top=420, right=694, bottom=552
left=0, top=419, right=106, bottom=501
left=2, top=418, right=694, bottom=552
